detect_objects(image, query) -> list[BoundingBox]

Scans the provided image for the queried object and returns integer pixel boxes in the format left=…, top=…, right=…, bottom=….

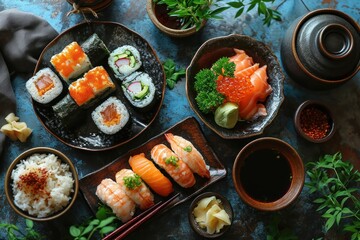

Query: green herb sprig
left=0, top=219, right=45, bottom=240
left=69, top=204, right=120, bottom=240
left=163, top=59, right=186, bottom=89
left=194, top=57, right=235, bottom=114
left=154, top=0, right=282, bottom=31
left=306, top=152, right=360, bottom=240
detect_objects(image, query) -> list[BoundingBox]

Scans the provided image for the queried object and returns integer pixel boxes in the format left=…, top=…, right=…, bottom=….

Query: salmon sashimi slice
left=165, top=133, right=210, bottom=178
left=238, top=66, right=272, bottom=120
left=235, top=63, right=259, bottom=79
left=115, top=169, right=154, bottom=210
left=151, top=144, right=196, bottom=188
left=96, top=178, right=136, bottom=222
left=129, top=153, right=173, bottom=197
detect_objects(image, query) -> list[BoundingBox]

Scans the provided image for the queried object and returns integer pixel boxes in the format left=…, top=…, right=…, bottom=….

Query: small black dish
left=188, top=192, right=233, bottom=238
left=294, top=100, right=335, bottom=143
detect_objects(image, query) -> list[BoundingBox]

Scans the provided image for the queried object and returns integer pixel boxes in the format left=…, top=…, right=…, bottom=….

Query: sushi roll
left=108, top=45, right=142, bottom=79
left=52, top=94, right=84, bottom=125
left=81, top=33, right=110, bottom=66
left=50, top=41, right=91, bottom=83
left=26, top=68, right=63, bottom=104
left=68, top=66, right=115, bottom=108
left=91, top=97, right=130, bottom=135
left=121, top=72, right=155, bottom=109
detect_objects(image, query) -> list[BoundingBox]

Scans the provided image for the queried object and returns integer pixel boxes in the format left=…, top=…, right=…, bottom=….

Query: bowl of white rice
left=5, top=147, right=79, bottom=221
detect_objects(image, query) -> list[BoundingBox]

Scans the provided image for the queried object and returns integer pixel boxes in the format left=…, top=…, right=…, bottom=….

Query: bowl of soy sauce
left=232, top=137, right=304, bottom=211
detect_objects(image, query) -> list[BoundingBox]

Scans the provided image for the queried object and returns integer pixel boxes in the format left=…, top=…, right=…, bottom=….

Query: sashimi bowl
left=5, top=147, right=79, bottom=221
left=186, top=34, right=284, bottom=139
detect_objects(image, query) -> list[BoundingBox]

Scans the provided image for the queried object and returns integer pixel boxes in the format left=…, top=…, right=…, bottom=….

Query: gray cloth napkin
left=0, top=9, right=58, bottom=155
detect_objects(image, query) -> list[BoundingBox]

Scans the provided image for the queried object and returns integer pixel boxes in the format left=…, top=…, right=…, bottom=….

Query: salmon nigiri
left=151, top=144, right=196, bottom=188
left=96, top=178, right=136, bottom=222
left=165, top=133, right=210, bottom=178
left=115, top=169, right=154, bottom=210
left=129, top=153, right=173, bottom=197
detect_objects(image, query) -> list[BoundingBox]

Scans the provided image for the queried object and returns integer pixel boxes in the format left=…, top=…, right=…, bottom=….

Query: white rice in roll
left=91, top=97, right=130, bottom=135
left=25, top=68, right=63, bottom=104
left=11, top=153, right=74, bottom=218
left=122, top=71, right=156, bottom=109
left=108, top=45, right=142, bottom=79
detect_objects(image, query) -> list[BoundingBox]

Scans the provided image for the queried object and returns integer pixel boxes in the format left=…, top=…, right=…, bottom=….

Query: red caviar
left=216, top=75, right=254, bottom=103
left=299, top=105, right=331, bottom=139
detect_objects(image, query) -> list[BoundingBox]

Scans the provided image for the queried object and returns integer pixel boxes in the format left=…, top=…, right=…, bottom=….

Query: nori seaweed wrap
left=81, top=33, right=110, bottom=66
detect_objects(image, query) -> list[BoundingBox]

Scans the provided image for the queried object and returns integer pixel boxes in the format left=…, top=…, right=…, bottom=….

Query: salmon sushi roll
left=50, top=41, right=91, bottom=83
left=129, top=153, right=173, bottom=197
left=96, top=178, right=136, bottom=222
left=84, top=66, right=115, bottom=96
left=151, top=144, right=196, bottom=188
left=115, top=169, right=154, bottom=210
left=68, top=77, right=95, bottom=107
left=91, top=97, right=130, bottom=135
left=26, top=68, right=63, bottom=104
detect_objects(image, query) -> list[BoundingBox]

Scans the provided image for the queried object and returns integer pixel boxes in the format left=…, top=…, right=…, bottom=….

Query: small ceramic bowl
left=281, top=9, right=360, bottom=90
left=188, top=192, right=233, bottom=238
left=66, top=0, right=114, bottom=12
left=5, top=147, right=79, bottom=221
left=294, top=100, right=335, bottom=143
left=232, top=137, right=304, bottom=211
left=186, top=34, right=285, bottom=139
left=146, top=0, right=205, bottom=37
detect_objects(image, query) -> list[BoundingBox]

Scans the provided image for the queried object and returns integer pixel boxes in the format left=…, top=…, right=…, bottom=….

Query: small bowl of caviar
left=232, top=137, right=305, bottom=211
left=294, top=100, right=335, bottom=143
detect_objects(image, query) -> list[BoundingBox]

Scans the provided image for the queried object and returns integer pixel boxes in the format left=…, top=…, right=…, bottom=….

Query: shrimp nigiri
left=165, top=133, right=210, bottom=178
left=96, top=178, right=136, bottom=222
left=129, top=153, right=173, bottom=197
left=151, top=144, right=196, bottom=188
left=115, top=169, right=154, bottom=210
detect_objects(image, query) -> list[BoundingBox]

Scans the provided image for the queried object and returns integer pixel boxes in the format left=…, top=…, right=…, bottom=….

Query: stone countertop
left=0, top=0, right=359, bottom=239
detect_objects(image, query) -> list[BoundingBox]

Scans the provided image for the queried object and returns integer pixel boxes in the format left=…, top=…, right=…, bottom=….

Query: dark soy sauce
left=155, top=4, right=183, bottom=30
left=240, top=149, right=292, bottom=202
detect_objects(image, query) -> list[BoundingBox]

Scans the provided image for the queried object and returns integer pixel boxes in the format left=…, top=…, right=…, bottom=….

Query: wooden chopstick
left=102, top=193, right=180, bottom=240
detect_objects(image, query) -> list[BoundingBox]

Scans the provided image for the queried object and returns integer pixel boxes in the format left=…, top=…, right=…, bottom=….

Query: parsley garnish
left=165, top=155, right=179, bottom=167
left=183, top=146, right=192, bottom=152
left=123, top=174, right=142, bottom=190
left=163, top=59, right=186, bottom=90
left=194, top=57, right=235, bottom=114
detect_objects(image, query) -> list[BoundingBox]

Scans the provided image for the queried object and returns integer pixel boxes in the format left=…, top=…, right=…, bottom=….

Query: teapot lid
left=295, top=9, right=360, bottom=81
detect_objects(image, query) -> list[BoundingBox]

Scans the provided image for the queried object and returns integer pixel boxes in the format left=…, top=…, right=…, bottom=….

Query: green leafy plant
left=194, top=57, right=235, bottom=114
left=69, top=204, right=120, bottom=240
left=0, top=219, right=45, bottom=240
left=163, top=59, right=186, bottom=89
left=306, top=152, right=360, bottom=240
left=154, top=0, right=282, bottom=30
left=266, top=214, right=298, bottom=240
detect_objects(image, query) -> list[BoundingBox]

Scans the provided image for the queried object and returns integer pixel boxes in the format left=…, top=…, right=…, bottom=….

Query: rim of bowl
left=291, top=8, right=360, bottom=84
left=186, top=34, right=285, bottom=139
left=188, top=192, right=233, bottom=238
left=294, top=100, right=336, bottom=143
left=4, top=147, right=79, bottom=221
left=146, top=0, right=199, bottom=37
left=232, top=137, right=304, bottom=211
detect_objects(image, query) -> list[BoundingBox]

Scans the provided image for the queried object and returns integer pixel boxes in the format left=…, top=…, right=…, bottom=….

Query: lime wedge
left=214, top=102, right=239, bottom=129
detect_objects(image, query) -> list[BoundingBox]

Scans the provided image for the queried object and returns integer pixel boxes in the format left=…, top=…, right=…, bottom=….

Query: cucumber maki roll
left=121, top=72, right=155, bottom=109
left=81, top=33, right=110, bottom=66
left=50, top=42, right=92, bottom=83
left=26, top=68, right=63, bottom=104
left=91, top=97, right=130, bottom=135
left=108, top=45, right=142, bottom=79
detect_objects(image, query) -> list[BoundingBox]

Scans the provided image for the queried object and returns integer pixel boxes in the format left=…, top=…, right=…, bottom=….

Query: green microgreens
left=165, top=155, right=179, bottom=167
left=183, top=146, right=192, bottom=152
left=163, top=59, right=186, bottom=90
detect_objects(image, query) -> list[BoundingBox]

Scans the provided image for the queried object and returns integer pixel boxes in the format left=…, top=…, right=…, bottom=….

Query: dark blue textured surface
left=0, top=0, right=359, bottom=239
